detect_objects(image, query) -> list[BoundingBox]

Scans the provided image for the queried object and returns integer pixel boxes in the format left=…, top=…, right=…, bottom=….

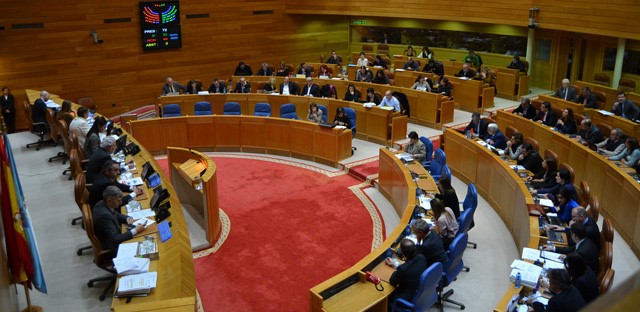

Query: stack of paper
left=521, top=247, right=565, bottom=269
left=120, top=177, right=144, bottom=186
left=116, top=272, right=158, bottom=297
left=127, top=209, right=155, bottom=220
left=510, top=259, right=543, bottom=288
left=113, top=256, right=150, bottom=275
left=395, top=153, right=414, bottom=163
left=133, top=217, right=156, bottom=228
left=510, top=165, right=526, bottom=171
left=418, top=195, right=432, bottom=210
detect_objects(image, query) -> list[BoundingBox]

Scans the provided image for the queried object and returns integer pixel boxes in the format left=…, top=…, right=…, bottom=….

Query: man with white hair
left=32, top=90, right=50, bottom=132
left=486, top=123, right=507, bottom=149
left=553, top=78, right=576, bottom=101
left=85, top=135, right=117, bottom=183
left=301, top=77, right=320, bottom=97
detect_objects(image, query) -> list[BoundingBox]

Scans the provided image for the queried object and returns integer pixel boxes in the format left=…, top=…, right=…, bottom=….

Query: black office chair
left=81, top=203, right=117, bottom=301
left=23, top=101, right=52, bottom=151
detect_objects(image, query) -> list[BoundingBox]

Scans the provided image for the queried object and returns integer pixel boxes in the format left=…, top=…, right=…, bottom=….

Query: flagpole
left=21, top=282, right=43, bottom=312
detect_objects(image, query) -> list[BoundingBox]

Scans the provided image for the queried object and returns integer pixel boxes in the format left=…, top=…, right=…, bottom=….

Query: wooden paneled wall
left=0, top=1, right=349, bottom=130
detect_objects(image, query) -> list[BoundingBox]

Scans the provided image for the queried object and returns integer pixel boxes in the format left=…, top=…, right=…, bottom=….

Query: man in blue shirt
left=379, top=91, right=400, bottom=111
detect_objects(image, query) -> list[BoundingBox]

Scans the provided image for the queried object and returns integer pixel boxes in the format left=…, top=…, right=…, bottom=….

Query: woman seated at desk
left=372, top=55, right=387, bottom=68
left=609, top=137, right=640, bottom=167
left=343, top=84, right=361, bottom=102
left=555, top=108, right=578, bottom=135
left=410, top=75, right=432, bottom=92
left=404, top=45, right=416, bottom=57
left=365, top=87, right=381, bottom=105
left=506, top=132, right=524, bottom=160
left=84, top=116, right=107, bottom=159
left=318, top=65, right=332, bottom=79
left=552, top=188, right=580, bottom=224
left=333, top=107, right=351, bottom=128
left=371, top=69, right=390, bottom=85
left=263, top=77, right=277, bottom=93
left=475, top=67, right=497, bottom=92
left=56, top=100, right=76, bottom=126
left=431, top=198, right=459, bottom=250
left=428, top=175, right=461, bottom=219
left=307, top=102, right=323, bottom=123
left=403, top=131, right=426, bottom=162
left=533, top=169, right=578, bottom=204
left=528, top=158, right=558, bottom=190
left=276, top=61, right=290, bottom=77
left=185, top=80, right=202, bottom=94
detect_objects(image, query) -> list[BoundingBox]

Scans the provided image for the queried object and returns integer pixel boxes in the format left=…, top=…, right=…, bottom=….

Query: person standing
left=1, top=87, right=15, bottom=133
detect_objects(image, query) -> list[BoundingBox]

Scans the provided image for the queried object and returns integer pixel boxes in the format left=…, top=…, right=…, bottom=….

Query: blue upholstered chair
left=163, top=104, right=182, bottom=117
left=391, top=262, right=443, bottom=312
left=280, top=104, right=298, bottom=119
left=343, top=107, right=357, bottom=137
left=318, top=105, right=328, bottom=122
left=434, top=148, right=446, bottom=166
left=420, top=136, right=434, bottom=168
left=223, top=102, right=241, bottom=115
left=438, top=233, right=468, bottom=310
left=254, top=103, right=271, bottom=117
left=462, top=183, right=478, bottom=249
left=194, top=102, right=212, bottom=115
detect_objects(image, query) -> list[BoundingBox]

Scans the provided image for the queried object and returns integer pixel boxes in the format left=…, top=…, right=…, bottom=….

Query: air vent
left=104, top=17, right=132, bottom=24
left=253, top=10, right=274, bottom=15
left=12, top=23, right=43, bottom=29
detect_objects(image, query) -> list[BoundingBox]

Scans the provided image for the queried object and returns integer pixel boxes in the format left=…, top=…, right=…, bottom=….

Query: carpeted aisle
left=157, top=156, right=377, bottom=311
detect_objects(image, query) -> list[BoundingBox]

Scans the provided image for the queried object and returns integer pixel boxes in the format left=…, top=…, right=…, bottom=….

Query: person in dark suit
left=529, top=158, right=558, bottom=190
left=385, top=239, right=428, bottom=308
left=296, top=62, right=312, bottom=77
left=93, top=186, right=145, bottom=256
left=402, top=57, right=420, bottom=70
left=276, top=61, right=290, bottom=77
left=234, top=61, right=253, bottom=76
left=365, top=88, right=381, bottom=105
left=1, top=87, right=16, bottom=133
left=207, top=78, right=227, bottom=94
left=32, top=90, right=49, bottom=133
left=611, top=91, right=640, bottom=121
left=564, top=253, right=600, bottom=304
left=486, top=123, right=507, bottom=149
left=463, top=112, right=489, bottom=140
left=83, top=116, right=107, bottom=159
left=533, top=101, right=558, bottom=127
left=161, top=77, right=187, bottom=95
left=301, top=77, right=320, bottom=97
left=517, top=143, right=543, bottom=176
left=545, top=223, right=600, bottom=275
left=233, top=77, right=251, bottom=93
left=89, top=160, right=141, bottom=209
left=531, top=268, right=586, bottom=312
left=279, top=76, right=300, bottom=95
left=85, top=136, right=116, bottom=184
left=411, top=219, right=448, bottom=267
left=255, top=63, right=274, bottom=76
left=333, top=107, right=351, bottom=128
left=513, top=98, right=537, bottom=120
left=574, top=87, right=598, bottom=109
left=184, top=80, right=202, bottom=94
left=325, top=51, right=342, bottom=66
left=507, top=55, right=526, bottom=73
left=320, top=84, right=338, bottom=99
left=553, top=79, right=577, bottom=102
left=552, top=207, right=601, bottom=252
left=577, top=119, right=605, bottom=146
left=343, top=84, right=361, bottom=102
left=434, top=77, right=452, bottom=97
left=430, top=175, right=461, bottom=219
left=456, top=64, right=475, bottom=78
left=555, top=108, right=578, bottom=135
left=534, top=169, right=579, bottom=204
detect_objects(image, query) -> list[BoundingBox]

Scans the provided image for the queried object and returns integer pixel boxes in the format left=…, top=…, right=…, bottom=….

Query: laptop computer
left=319, top=121, right=334, bottom=128
left=166, top=91, right=180, bottom=96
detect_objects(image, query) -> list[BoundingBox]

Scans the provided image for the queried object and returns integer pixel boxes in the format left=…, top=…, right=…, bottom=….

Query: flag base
left=21, top=306, right=43, bottom=312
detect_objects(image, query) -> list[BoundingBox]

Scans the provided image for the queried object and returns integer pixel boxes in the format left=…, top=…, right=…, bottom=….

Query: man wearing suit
left=297, top=63, right=312, bottom=77
left=463, top=112, right=489, bottom=140
left=513, top=98, right=537, bottom=120
left=552, top=207, right=600, bottom=251
left=545, top=223, right=599, bottom=275
left=279, top=76, right=300, bottom=95
left=412, top=219, right=448, bottom=267
left=402, top=57, right=420, bottom=70
left=486, top=123, right=507, bottom=149
left=207, top=79, right=227, bottom=94
left=255, top=63, right=273, bottom=76
left=533, top=101, right=558, bottom=126
left=1, top=87, right=16, bottom=133
left=611, top=91, right=640, bottom=121
left=456, top=64, right=475, bottom=78
left=385, top=239, right=427, bottom=308
left=553, top=78, right=577, bottom=102
left=517, top=143, right=543, bottom=176
left=325, top=51, right=342, bottom=66
left=93, top=186, right=145, bottom=256
left=85, top=136, right=116, bottom=184
left=301, top=77, right=320, bottom=97
left=32, top=90, right=49, bottom=133
left=575, top=86, right=598, bottom=109
left=577, top=119, right=605, bottom=146
left=233, top=77, right=251, bottom=93
left=234, top=62, right=253, bottom=76
left=531, top=269, right=586, bottom=312
left=89, top=160, right=141, bottom=209
left=161, top=77, right=187, bottom=96
left=595, top=128, right=625, bottom=156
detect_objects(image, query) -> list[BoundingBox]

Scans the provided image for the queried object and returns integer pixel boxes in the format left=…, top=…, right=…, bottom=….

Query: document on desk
left=127, top=209, right=156, bottom=220
left=120, top=177, right=144, bottom=186
left=418, top=195, right=431, bottom=210
left=597, top=110, right=614, bottom=116
left=116, top=272, right=158, bottom=296
left=509, top=165, right=526, bottom=171
left=510, top=260, right=543, bottom=288
left=537, top=198, right=555, bottom=207
left=133, top=217, right=156, bottom=227
left=395, top=153, right=414, bottom=162
left=117, top=242, right=139, bottom=259
left=45, top=100, right=60, bottom=108
left=521, top=247, right=542, bottom=261
left=540, top=250, right=564, bottom=263
left=113, top=256, right=150, bottom=275
left=379, top=106, right=394, bottom=111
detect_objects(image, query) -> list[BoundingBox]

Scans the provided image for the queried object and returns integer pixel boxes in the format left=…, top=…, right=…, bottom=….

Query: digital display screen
left=139, top=1, right=181, bottom=51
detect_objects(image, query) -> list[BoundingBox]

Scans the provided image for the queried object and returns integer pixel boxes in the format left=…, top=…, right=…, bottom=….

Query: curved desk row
left=159, top=93, right=409, bottom=146
left=24, top=89, right=197, bottom=311
left=309, top=148, right=438, bottom=311
left=227, top=76, right=453, bottom=128
left=129, top=115, right=353, bottom=168
left=494, top=110, right=640, bottom=258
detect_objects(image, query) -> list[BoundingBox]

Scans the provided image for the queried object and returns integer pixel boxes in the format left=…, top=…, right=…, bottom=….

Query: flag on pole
left=0, top=133, right=47, bottom=293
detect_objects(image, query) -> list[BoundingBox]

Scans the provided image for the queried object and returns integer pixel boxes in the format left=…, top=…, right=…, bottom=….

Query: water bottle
left=515, top=272, right=522, bottom=288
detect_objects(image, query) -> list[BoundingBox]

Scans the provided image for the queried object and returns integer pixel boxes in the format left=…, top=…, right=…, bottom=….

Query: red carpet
left=155, top=156, right=375, bottom=311
left=346, top=157, right=380, bottom=181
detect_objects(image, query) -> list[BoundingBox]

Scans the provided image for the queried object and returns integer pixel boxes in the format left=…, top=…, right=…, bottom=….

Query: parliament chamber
left=2, top=0, right=640, bottom=311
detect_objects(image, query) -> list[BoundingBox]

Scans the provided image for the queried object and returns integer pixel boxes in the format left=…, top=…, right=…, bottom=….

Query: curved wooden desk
left=129, top=115, right=352, bottom=167
left=309, top=148, right=438, bottom=311
left=167, top=147, right=221, bottom=250
left=494, top=110, right=640, bottom=258
left=25, top=89, right=196, bottom=312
